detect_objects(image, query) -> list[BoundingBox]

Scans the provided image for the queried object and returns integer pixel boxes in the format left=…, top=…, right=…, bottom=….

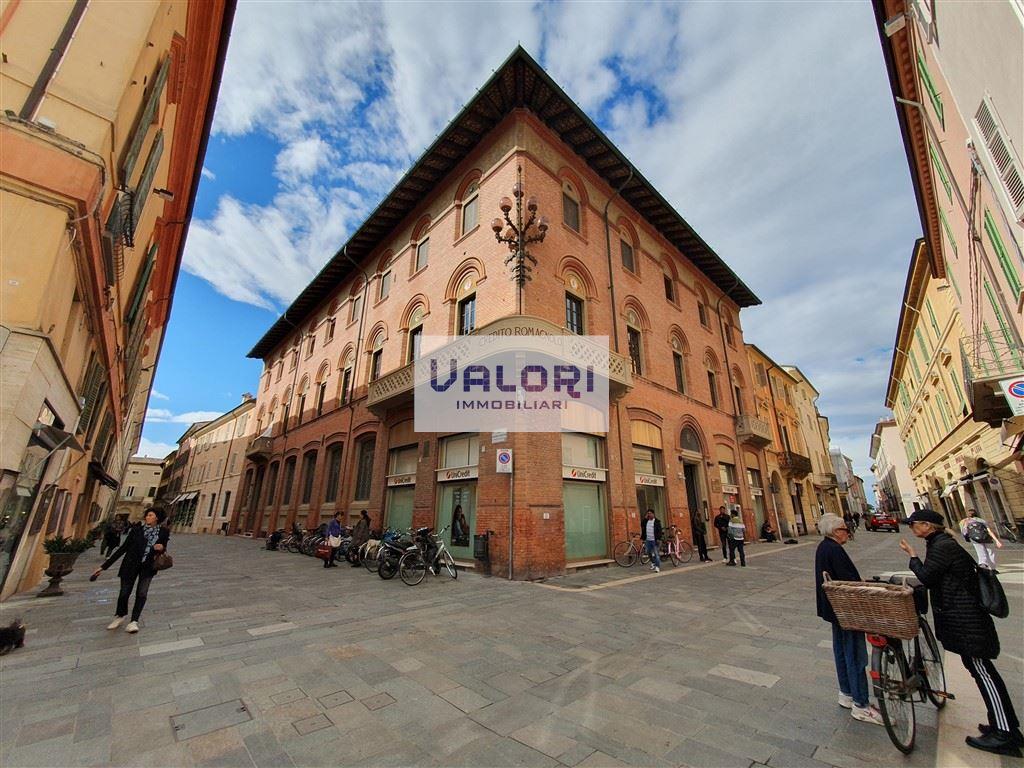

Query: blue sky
left=142, top=1, right=922, bottom=493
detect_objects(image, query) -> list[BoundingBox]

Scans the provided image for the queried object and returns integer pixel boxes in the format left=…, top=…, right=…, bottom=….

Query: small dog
left=0, top=619, right=26, bottom=655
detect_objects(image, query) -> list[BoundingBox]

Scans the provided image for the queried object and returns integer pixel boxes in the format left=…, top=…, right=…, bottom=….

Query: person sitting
left=760, top=520, right=777, bottom=543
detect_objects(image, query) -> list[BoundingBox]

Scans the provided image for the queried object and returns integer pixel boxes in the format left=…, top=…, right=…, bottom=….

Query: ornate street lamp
left=492, top=166, right=549, bottom=314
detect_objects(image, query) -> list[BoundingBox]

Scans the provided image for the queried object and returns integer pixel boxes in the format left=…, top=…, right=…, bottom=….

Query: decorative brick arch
left=375, top=249, right=395, bottom=274
left=315, top=361, right=330, bottom=383
left=365, top=321, right=388, bottom=349
left=667, top=324, right=690, bottom=353
left=704, top=348, right=721, bottom=372
left=444, top=257, right=486, bottom=303
left=454, top=169, right=483, bottom=202
left=337, top=343, right=355, bottom=370
left=621, top=296, right=651, bottom=330
left=556, top=255, right=598, bottom=299
left=676, top=417, right=708, bottom=455
left=411, top=215, right=431, bottom=242
left=400, top=294, right=431, bottom=330
left=616, top=216, right=640, bottom=247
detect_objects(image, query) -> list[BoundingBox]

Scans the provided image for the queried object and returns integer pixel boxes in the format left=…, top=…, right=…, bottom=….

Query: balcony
left=814, top=472, right=838, bottom=489
left=367, top=315, right=634, bottom=415
left=778, top=450, right=812, bottom=478
left=961, top=333, right=1024, bottom=426
left=735, top=414, right=772, bottom=447
left=245, top=435, right=274, bottom=463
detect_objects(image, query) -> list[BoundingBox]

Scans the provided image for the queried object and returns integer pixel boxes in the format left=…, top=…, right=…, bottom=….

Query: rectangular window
left=148, top=486, right=156, bottom=497
left=462, top=195, right=478, bottom=233
left=370, top=349, right=383, bottom=382
left=379, top=270, right=391, bottom=301
left=698, top=302, right=708, bottom=327
left=755, top=363, right=767, bottom=388
left=221, top=491, right=231, bottom=518
left=938, top=207, right=957, bottom=257
left=458, top=294, right=476, bottom=335
left=306, top=335, right=315, bottom=358
left=925, top=299, right=940, bottom=339
left=718, top=462, right=737, bottom=486
left=949, top=371, right=966, bottom=410
left=281, top=457, right=296, bottom=505
left=943, top=256, right=962, bottom=300
left=341, top=367, right=352, bottom=404
left=929, top=142, right=952, bottom=202
left=326, top=318, right=335, bottom=342
left=621, top=240, right=635, bottom=272
left=673, top=352, right=686, bottom=394
left=984, top=280, right=1023, bottom=368
left=627, top=327, right=643, bottom=376
left=565, top=293, right=584, bottom=335
left=416, top=238, right=429, bottom=271
left=663, top=275, right=674, bottom=302
left=724, top=324, right=734, bottom=347
left=208, top=493, right=217, bottom=517
left=708, top=371, right=719, bottom=408
left=915, top=327, right=929, bottom=361
left=916, top=51, right=944, bottom=128
left=408, top=327, right=422, bottom=362
left=265, top=462, right=279, bottom=506
left=909, top=349, right=923, bottom=382
left=354, top=439, right=376, bottom=501
left=983, top=209, right=1022, bottom=297
left=350, top=294, right=362, bottom=323
left=563, top=194, right=580, bottom=232
left=316, top=381, right=327, bottom=416
left=734, top=385, right=744, bottom=415
left=324, top=443, right=344, bottom=503
left=300, top=451, right=317, bottom=505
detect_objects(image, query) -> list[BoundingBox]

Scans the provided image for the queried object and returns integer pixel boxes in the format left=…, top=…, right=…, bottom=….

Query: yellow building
left=0, top=0, right=234, bottom=598
left=784, top=367, right=842, bottom=522
left=885, top=240, right=1021, bottom=531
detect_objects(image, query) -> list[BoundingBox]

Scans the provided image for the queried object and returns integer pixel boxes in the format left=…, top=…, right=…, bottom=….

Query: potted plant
left=37, top=535, right=94, bottom=597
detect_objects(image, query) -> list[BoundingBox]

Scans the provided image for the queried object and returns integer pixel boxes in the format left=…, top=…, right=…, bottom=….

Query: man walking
left=691, top=511, right=711, bottom=562
left=713, top=505, right=730, bottom=561
left=727, top=510, right=747, bottom=567
left=643, top=509, right=662, bottom=573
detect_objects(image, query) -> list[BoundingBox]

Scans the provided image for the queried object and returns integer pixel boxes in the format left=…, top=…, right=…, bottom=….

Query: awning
left=170, top=493, right=185, bottom=504
left=88, top=460, right=119, bottom=490
left=180, top=491, right=198, bottom=502
left=30, top=423, right=84, bottom=453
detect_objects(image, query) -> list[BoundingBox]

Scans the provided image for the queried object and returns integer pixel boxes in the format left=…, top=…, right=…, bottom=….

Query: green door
left=386, top=486, right=414, bottom=532
left=437, top=483, right=476, bottom=561
left=563, top=481, right=607, bottom=560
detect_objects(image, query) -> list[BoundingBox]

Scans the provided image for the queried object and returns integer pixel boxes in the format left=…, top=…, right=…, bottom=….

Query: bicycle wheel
left=399, top=551, right=426, bottom=586
left=364, top=546, right=381, bottom=573
left=441, top=550, right=457, bottom=580
left=639, top=545, right=651, bottom=565
left=998, top=522, right=1020, bottom=543
left=917, top=619, right=946, bottom=709
left=613, top=541, right=637, bottom=567
left=677, top=541, right=694, bottom=564
left=378, top=552, right=399, bottom=580
left=872, top=643, right=916, bottom=754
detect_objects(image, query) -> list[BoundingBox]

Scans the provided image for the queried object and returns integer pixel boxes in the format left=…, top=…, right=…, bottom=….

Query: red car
left=865, top=511, right=900, bottom=532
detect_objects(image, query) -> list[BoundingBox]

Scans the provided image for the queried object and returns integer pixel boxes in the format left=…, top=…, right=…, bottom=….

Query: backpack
left=965, top=519, right=993, bottom=544
left=976, top=565, right=1009, bottom=618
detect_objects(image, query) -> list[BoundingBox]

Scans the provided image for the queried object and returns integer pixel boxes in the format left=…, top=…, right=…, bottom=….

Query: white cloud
left=275, top=134, right=337, bottom=185
left=135, top=437, right=176, bottom=459
left=146, top=408, right=223, bottom=424
left=150, top=389, right=170, bottom=401
left=201, top=167, right=216, bottom=181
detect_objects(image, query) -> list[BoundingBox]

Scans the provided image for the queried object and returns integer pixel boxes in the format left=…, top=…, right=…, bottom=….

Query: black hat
left=905, top=508, right=944, bottom=526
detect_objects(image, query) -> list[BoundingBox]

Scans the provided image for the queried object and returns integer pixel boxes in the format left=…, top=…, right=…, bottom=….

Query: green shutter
left=943, top=257, right=962, bottom=299
left=909, top=349, right=923, bottom=382
left=121, top=56, right=170, bottom=185
left=915, top=327, right=929, bottom=360
left=983, top=209, right=1022, bottom=297
left=126, top=244, right=158, bottom=328
left=925, top=299, right=940, bottom=338
left=983, top=279, right=1023, bottom=369
left=929, top=142, right=952, bottom=202
left=983, top=323, right=1004, bottom=374
left=131, top=130, right=164, bottom=236
left=916, top=51, right=944, bottom=128
left=938, top=207, right=957, bottom=257
left=950, top=371, right=965, bottom=409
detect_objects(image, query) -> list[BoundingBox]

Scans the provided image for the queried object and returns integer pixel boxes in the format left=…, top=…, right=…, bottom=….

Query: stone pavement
left=0, top=531, right=1020, bottom=768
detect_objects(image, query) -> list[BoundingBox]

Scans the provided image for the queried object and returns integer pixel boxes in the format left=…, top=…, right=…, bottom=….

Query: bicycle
left=399, top=526, right=457, bottom=585
left=867, top=575, right=952, bottom=754
left=659, top=525, right=694, bottom=566
left=613, top=532, right=652, bottom=567
left=995, top=519, right=1021, bottom=543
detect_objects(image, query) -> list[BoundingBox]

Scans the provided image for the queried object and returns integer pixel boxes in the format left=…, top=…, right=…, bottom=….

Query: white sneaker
left=124, top=621, right=139, bottom=634
left=851, top=705, right=884, bottom=725
left=649, top=565, right=656, bottom=570
left=837, top=693, right=853, bottom=709
left=654, top=566, right=660, bottom=573
left=107, top=616, right=125, bottom=630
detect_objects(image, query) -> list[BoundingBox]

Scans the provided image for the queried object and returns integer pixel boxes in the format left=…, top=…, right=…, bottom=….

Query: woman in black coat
left=91, top=507, right=170, bottom=635
left=900, top=509, right=1021, bottom=757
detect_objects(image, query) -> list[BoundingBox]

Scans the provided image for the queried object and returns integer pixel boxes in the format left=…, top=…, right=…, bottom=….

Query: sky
left=141, top=1, right=922, bottom=497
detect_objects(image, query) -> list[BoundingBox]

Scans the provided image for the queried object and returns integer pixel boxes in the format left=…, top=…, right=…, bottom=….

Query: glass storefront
left=633, top=445, right=666, bottom=526
left=385, top=444, right=417, bottom=533
left=436, top=434, right=478, bottom=560
left=562, top=433, right=608, bottom=561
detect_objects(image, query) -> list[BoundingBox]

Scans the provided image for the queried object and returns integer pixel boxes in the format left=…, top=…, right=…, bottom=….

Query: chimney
left=242, top=392, right=253, bottom=402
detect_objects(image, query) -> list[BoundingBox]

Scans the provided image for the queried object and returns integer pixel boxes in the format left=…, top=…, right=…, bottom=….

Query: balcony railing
left=735, top=414, right=772, bottom=447
left=245, top=435, right=273, bottom=462
left=814, top=472, right=838, bottom=489
left=960, top=333, right=1024, bottom=425
left=778, top=451, right=812, bottom=478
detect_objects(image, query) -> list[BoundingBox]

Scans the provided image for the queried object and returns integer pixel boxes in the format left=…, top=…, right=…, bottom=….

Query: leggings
left=116, top=571, right=154, bottom=622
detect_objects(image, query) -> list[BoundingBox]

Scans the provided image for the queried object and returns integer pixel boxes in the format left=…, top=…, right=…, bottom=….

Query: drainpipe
left=18, top=0, right=88, bottom=120
left=603, top=166, right=634, bottom=518
left=763, top=359, right=790, bottom=538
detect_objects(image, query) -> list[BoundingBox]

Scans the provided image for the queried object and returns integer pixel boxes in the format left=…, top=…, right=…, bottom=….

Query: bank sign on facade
left=414, top=335, right=610, bottom=433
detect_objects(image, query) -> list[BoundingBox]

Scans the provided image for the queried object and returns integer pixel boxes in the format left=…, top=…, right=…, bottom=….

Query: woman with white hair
left=814, top=513, right=883, bottom=725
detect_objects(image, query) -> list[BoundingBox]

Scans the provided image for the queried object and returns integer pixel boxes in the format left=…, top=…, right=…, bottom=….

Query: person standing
left=691, top=511, right=711, bottom=562
left=91, top=508, right=170, bottom=634
left=900, top=509, right=1021, bottom=756
left=959, top=509, right=1002, bottom=570
left=324, top=511, right=343, bottom=568
left=643, top=509, right=662, bottom=573
left=100, top=518, right=120, bottom=557
left=713, top=506, right=730, bottom=561
left=727, top=511, right=746, bottom=567
left=348, top=510, right=371, bottom=567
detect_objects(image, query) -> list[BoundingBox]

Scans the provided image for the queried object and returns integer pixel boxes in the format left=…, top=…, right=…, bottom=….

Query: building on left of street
left=0, top=1, right=236, bottom=599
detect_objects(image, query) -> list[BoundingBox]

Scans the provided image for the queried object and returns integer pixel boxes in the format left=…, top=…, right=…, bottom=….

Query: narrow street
left=1, top=532, right=1020, bottom=768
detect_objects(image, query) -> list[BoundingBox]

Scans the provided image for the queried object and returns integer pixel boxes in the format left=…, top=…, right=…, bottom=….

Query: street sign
left=496, top=448, right=513, bottom=473
left=998, top=378, right=1024, bottom=416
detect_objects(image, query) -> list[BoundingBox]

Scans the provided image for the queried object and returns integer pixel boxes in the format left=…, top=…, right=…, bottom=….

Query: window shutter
left=77, top=360, right=104, bottom=435
left=121, top=56, right=171, bottom=186
left=93, top=412, right=115, bottom=465
left=126, top=243, right=158, bottom=328
left=131, top=130, right=164, bottom=236
left=975, top=99, right=1024, bottom=220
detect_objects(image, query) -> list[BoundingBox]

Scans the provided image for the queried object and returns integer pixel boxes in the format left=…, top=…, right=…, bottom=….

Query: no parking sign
left=496, top=448, right=513, bottom=473
left=998, top=378, right=1024, bottom=416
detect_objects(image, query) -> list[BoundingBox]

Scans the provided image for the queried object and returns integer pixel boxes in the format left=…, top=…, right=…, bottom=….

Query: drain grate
left=170, top=699, right=252, bottom=741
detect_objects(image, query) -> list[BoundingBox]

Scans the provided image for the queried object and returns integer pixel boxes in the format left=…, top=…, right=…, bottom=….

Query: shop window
left=354, top=438, right=376, bottom=501
left=563, top=182, right=581, bottom=232
left=562, top=433, right=603, bottom=468
left=458, top=294, right=476, bottom=335
left=300, top=450, right=317, bottom=505
left=565, top=292, right=584, bottom=335
left=281, top=456, right=296, bottom=505
left=441, top=433, right=479, bottom=468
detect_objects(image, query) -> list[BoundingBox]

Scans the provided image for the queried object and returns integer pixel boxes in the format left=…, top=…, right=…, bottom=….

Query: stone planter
left=37, top=552, right=80, bottom=597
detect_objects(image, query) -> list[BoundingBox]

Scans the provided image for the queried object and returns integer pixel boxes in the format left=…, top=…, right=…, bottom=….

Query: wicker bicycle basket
left=822, top=577, right=919, bottom=640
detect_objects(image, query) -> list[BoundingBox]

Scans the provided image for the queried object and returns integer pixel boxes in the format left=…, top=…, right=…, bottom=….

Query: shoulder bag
left=153, top=551, right=174, bottom=571
left=976, top=565, right=1009, bottom=618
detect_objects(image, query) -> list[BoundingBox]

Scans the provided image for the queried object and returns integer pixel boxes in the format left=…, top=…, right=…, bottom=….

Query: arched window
left=413, top=218, right=431, bottom=272
left=269, top=397, right=279, bottom=433
left=564, top=271, right=585, bottom=335
left=723, top=310, right=736, bottom=347
left=377, top=252, right=394, bottom=302
left=256, top=405, right=265, bottom=435
left=705, top=352, right=721, bottom=409
left=670, top=334, right=687, bottom=394
left=562, top=180, right=581, bottom=233
left=662, top=260, right=676, bottom=303
left=349, top=281, right=364, bottom=323
left=369, top=332, right=385, bottom=382
left=338, top=349, right=354, bottom=404
left=282, top=387, right=293, bottom=430
left=697, top=286, right=710, bottom=328
left=626, top=308, right=643, bottom=376
left=315, top=364, right=330, bottom=417
left=461, top=181, right=479, bottom=235
left=300, top=449, right=317, bottom=506
left=295, top=378, right=309, bottom=426
left=732, top=367, right=745, bottom=415
left=262, top=368, right=271, bottom=391
left=454, top=271, right=477, bottom=335
left=620, top=230, right=636, bottom=273
left=305, top=324, right=316, bottom=358
left=680, top=427, right=702, bottom=454
left=275, top=359, right=283, bottom=382
left=407, top=305, right=425, bottom=363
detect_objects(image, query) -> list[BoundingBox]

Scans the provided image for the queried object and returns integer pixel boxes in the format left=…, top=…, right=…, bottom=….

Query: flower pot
left=37, top=552, right=80, bottom=597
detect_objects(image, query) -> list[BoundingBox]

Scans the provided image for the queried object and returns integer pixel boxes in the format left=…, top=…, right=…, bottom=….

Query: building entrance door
left=437, top=483, right=475, bottom=561
left=563, top=481, right=607, bottom=560
left=793, top=485, right=806, bottom=535
left=683, top=463, right=701, bottom=520
left=386, top=486, right=414, bottom=532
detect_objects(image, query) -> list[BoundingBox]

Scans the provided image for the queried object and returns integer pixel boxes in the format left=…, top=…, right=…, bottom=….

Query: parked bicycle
left=399, top=526, right=457, bottom=585
left=660, top=525, right=694, bottom=566
left=995, top=519, right=1021, bottom=543
left=613, top=531, right=652, bottom=567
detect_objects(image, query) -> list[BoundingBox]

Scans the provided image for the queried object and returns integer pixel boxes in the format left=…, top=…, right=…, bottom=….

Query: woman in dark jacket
left=900, top=508, right=1021, bottom=757
left=91, top=507, right=169, bottom=634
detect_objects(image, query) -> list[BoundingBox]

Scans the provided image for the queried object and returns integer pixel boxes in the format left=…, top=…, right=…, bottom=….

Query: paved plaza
left=0, top=532, right=1020, bottom=768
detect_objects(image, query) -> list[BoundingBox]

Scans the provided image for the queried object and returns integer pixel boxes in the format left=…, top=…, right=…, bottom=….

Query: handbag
left=315, top=543, right=333, bottom=561
left=976, top=566, right=1009, bottom=618
left=153, top=551, right=173, bottom=571
left=328, top=535, right=342, bottom=548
